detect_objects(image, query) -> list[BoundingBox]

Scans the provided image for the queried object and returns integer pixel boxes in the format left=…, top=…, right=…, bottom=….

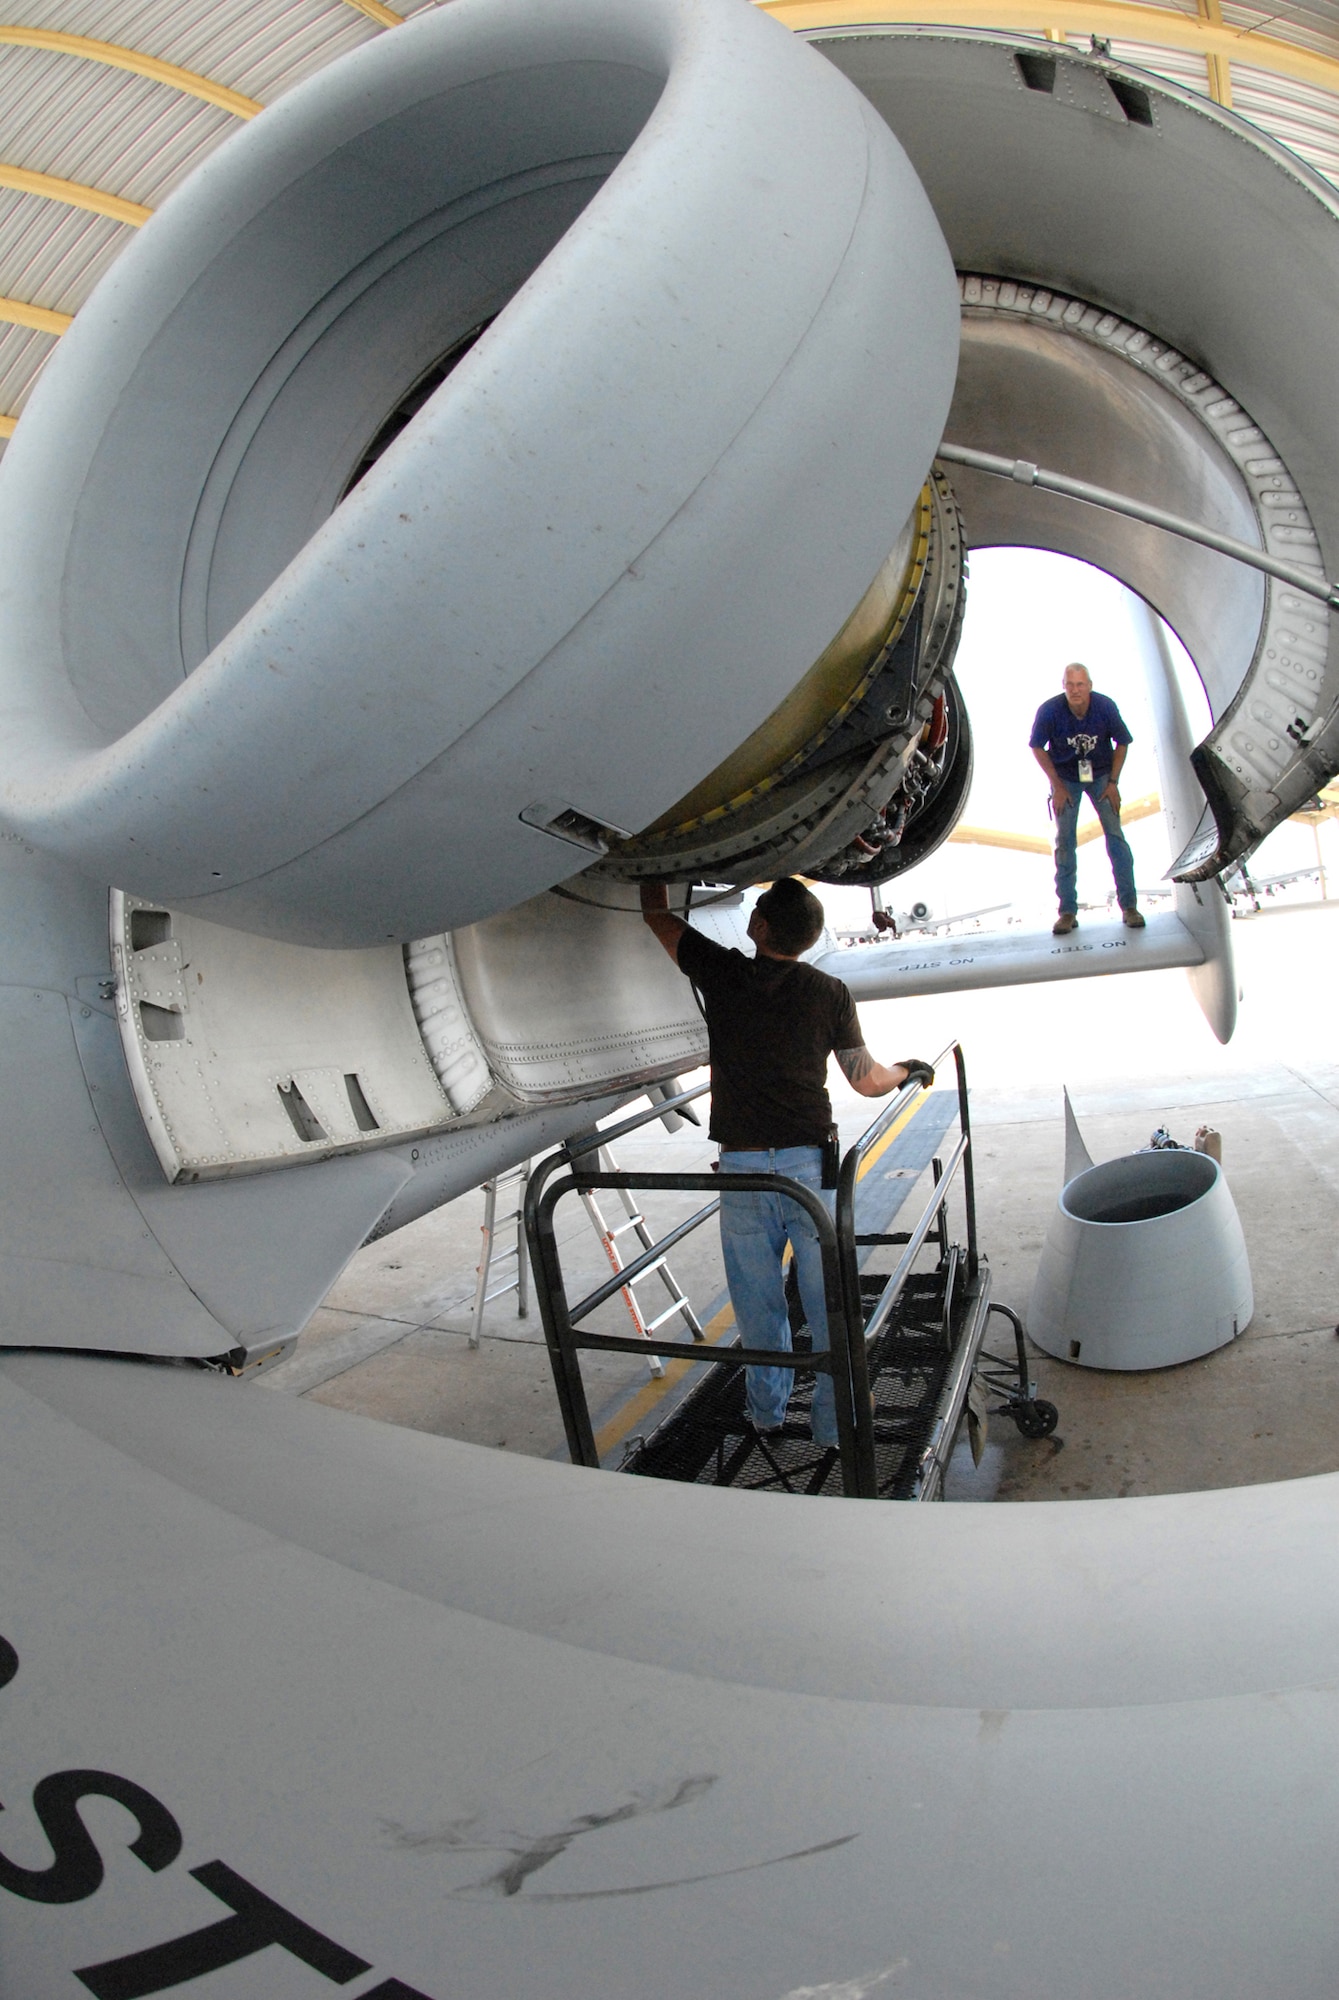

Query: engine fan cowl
left=0, top=0, right=959, bottom=947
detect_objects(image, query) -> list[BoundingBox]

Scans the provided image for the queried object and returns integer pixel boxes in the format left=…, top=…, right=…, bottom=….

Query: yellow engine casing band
left=635, top=481, right=933, bottom=838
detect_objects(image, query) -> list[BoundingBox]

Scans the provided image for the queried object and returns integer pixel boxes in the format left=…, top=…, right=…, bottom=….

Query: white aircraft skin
left=1, top=2, right=1338, bottom=1996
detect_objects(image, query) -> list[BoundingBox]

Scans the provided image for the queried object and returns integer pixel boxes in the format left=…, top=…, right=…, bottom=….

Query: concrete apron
left=261, top=902, right=1339, bottom=1506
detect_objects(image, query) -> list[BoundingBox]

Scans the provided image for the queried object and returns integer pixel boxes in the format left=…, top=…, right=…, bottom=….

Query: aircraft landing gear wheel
left=1013, top=1400, right=1059, bottom=1439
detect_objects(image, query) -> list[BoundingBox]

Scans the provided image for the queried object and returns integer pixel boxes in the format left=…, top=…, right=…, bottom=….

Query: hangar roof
left=0, top=0, right=1333, bottom=446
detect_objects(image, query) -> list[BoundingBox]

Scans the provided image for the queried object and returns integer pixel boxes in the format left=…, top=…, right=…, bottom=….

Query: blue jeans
left=1055, top=779, right=1137, bottom=912
left=718, top=1146, right=837, bottom=1446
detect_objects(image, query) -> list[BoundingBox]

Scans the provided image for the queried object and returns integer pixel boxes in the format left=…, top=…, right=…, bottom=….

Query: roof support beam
left=1196, top=0, right=1234, bottom=108
left=339, top=0, right=405, bottom=26
left=761, top=0, right=1339, bottom=101
left=0, top=27, right=259, bottom=118
left=0, top=295, right=72, bottom=335
left=0, top=164, right=149, bottom=227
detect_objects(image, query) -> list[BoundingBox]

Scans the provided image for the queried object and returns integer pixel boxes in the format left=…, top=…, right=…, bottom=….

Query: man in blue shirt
left=1029, top=662, right=1144, bottom=935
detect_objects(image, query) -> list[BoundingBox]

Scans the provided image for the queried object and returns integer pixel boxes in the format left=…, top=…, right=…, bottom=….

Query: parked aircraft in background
left=835, top=895, right=1013, bottom=940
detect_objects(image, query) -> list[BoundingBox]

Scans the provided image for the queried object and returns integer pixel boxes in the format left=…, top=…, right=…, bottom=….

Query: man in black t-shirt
left=641, top=877, right=931, bottom=1447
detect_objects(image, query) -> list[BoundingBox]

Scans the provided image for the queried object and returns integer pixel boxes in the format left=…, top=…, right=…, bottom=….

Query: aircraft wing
left=815, top=907, right=1202, bottom=1001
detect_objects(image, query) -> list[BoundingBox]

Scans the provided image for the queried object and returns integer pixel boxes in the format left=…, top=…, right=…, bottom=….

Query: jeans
left=718, top=1146, right=838, bottom=1446
left=1055, top=779, right=1137, bottom=913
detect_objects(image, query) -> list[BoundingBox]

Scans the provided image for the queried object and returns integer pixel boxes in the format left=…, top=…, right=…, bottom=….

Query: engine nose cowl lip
left=0, top=0, right=959, bottom=947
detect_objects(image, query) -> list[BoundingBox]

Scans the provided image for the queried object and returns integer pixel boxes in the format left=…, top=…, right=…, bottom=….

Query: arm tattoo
left=835, top=1045, right=876, bottom=1085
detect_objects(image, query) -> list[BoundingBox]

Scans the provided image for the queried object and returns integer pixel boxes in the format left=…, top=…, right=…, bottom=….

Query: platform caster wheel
left=1013, top=1400, right=1059, bottom=1439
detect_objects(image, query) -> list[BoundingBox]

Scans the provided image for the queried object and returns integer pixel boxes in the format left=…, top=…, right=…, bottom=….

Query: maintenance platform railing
left=524, top=1042, right=1052, bottom=1500
left=525, top=1079, right=868, bottom=1492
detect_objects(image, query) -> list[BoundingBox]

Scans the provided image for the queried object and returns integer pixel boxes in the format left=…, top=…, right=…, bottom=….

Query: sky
left=820, top=547, right=1335, bottom=935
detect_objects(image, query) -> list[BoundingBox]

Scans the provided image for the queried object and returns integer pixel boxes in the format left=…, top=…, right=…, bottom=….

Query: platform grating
left=621, top=1265, right=965, bottom=1499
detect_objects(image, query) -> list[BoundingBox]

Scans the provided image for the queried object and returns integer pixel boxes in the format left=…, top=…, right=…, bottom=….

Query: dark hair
left=754, top=878, right=825, bottom=955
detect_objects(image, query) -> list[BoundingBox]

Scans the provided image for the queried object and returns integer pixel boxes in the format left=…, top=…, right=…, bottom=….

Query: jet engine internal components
left=600, top=465, right=970, bottom=887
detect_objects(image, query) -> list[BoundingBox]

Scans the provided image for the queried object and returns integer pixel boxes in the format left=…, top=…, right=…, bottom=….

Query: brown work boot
left=1052, top=911, right=1078, bottom=935
left=1121, top=905, right=1146, bottom=928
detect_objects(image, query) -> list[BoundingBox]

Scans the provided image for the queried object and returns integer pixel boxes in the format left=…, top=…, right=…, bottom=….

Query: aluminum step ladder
left=577, top=1144, right=704, bottom=1377
left=470, top=1160, right=531, bottom=1348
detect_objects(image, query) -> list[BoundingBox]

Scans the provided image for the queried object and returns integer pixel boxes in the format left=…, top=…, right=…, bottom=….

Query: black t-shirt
left=677, top=926, right=862, bottom=1148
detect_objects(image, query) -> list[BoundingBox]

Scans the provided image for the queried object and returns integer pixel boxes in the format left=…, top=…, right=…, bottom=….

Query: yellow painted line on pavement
left=594, top=1298, right=736, bottom=1460
left=592, top=1089, right=934, bottom=1460
left=853, top=1085, right=931, bottom=1182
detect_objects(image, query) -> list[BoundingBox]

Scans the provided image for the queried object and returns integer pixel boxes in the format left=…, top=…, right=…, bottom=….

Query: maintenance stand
left=525, top=1043, right=1057, bottom=1502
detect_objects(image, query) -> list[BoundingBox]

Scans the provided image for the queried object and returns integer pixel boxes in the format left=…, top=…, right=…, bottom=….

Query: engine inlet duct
left=0, top=0, right=959, bottom=947
left=940, top=276, right=1334, bottom=884
left=600, top=464, right=969, bottom=886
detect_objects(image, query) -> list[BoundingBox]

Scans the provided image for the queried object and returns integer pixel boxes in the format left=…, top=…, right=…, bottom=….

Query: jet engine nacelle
left=816, top=29, right=1339, bottom=877
left=0, top=0, right=959, bottom=947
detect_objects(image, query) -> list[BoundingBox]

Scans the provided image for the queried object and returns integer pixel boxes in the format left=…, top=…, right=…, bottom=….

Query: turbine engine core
left=598, top=464, right=970, bottom=888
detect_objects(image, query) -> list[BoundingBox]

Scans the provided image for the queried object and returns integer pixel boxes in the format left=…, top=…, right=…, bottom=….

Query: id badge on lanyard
left=1078, top=758, right=1094, bottom=784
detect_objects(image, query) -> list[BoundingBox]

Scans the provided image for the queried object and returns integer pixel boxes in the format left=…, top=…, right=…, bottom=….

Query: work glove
left=898, top=1058, right=935, bottom=1091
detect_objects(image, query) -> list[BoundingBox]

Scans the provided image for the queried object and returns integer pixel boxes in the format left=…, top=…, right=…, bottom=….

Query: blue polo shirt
left=1030, top=691, right=1132, bottom=784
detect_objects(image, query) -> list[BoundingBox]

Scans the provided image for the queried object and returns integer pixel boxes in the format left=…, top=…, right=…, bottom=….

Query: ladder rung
left=568, top=1144, right=699, bottom=1380
left=644, top=1301, right=691, bottom=1332
left=477, top=1249, right=519, bottom=1274
left=617, top=1257, right=666, bottom=1288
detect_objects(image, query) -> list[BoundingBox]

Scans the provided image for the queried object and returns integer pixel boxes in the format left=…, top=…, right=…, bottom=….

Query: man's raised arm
left=640, top=881, right=688, bottom=962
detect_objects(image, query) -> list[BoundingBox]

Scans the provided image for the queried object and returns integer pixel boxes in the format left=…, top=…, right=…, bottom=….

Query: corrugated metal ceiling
left=1102, top=33, right=1339, bottom=185
left=0, top=0, right=1331, bottom=439
left=0, top=1, right=438, bottom=430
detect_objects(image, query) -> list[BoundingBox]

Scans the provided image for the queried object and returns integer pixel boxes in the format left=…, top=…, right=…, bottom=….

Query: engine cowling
left=0, top=0, right=959, bottom=947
